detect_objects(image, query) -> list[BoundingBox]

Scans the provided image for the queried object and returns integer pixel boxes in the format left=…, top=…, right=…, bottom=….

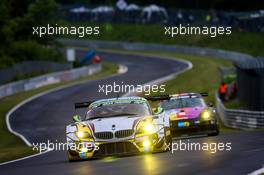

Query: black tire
left=208, top=125, right=219, bottom=136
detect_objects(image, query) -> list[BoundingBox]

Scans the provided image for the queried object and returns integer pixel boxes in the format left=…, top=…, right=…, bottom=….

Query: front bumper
left=68, top=133, right=166, bottom=160
left=170, top=118, right=218, bottom=136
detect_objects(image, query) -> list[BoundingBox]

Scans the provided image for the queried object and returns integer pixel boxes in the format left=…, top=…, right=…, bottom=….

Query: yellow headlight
left=143, top=140, right=151, bottom=147
left=76, top=131, right=92, bottom=139
left=136, top=118, right=156, bottom=135
left=202, top=110, right=211, bottom=120
left=76, top=131, right=84, bottom=138
left=145, top=123, right=155, bottom=133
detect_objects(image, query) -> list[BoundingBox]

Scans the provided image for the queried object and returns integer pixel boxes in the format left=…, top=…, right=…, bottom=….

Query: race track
left=1, top=51, right=264, bottom=175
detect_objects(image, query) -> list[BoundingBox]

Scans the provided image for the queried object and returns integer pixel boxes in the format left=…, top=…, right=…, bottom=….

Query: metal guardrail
left=0, top=61, right=71, bottom=85
left=59, top=39, right=255, bottom=63
left=0, top=64, right=101, bottom=99
left=215, top=93, right=264, bottom=129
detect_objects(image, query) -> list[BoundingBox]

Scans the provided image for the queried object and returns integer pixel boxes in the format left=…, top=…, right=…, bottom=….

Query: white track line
left=248, top=166, right=264, bottom=175
left=1, top=53, right=192, bottom=166
left=0, top=149, right=53, bottom=166
left=1, top=64, right=127, bottom=166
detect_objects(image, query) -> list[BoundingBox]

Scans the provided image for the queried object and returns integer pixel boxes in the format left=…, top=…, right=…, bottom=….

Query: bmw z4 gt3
left=66, top=96, right=171, bottom=161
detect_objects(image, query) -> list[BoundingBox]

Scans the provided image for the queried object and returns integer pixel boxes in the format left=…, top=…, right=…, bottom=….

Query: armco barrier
left=215, top=93, right=264, bottom=129
left=0, top=61, right=71, bottom=85
left=59, top=39, right=256, bottom=63
left=0, top=64, right=101, bottom=98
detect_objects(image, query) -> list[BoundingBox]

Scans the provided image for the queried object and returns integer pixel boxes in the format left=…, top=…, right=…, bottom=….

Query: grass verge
left=224, top=98, right=244, bottom=109
left=0, top=62, right=118, bottom=163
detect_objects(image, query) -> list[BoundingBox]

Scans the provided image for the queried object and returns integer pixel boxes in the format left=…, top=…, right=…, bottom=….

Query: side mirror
left=73, top=115, right=82, bottom=122
left=152, top=107, right=164, bottom=115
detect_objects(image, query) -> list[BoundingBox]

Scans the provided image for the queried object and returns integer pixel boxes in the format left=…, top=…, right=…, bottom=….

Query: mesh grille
left=94, top=132, right=114, bottom=139
left=115, top=129, right=134, bottom=138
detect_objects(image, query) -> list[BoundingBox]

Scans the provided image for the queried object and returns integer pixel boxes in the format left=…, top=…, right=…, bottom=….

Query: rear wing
left=74, top=101, right=93, bottom=109
left=145, top=92, right=209, bottom=101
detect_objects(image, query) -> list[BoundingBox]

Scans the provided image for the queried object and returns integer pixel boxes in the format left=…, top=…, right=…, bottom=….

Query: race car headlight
left=76, top=131, right=84, bottom=138
left=143, top=140, right=151, bottom=148
left=136, top=118, right=156, bottom=135
left=201, top=110, right=211, bottom=120
left=75, top=131, right=92, bottom=139
left=145, top=123, right=155, bottom=133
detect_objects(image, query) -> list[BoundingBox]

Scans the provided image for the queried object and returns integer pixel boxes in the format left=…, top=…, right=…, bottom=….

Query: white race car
left=66, top=96, right=171, bottom=161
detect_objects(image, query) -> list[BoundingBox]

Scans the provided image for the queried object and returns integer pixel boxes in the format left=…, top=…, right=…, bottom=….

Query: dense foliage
left=0, top=0, right=64, bottom=69
left=58, top=0, right=264, bottom=11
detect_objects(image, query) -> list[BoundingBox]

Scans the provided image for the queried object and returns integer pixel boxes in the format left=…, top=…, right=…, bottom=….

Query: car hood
left=165, top=107, right=205, bottom=119
left=87, top=116, right=142, bottom=132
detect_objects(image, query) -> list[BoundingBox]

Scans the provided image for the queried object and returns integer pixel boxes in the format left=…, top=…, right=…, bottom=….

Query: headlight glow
left=145, top=123, right=154, bottom=133
left=75, top=124, right=93, bottom=141
left=136, top=118, right=156, bottom=135
left=76, top=131, right=84, bottom=138
left=143, top=140, right=151, bottom=147
left=202, top=110, right=211, bottom=120
left=75, top=131, right=92, bottom=140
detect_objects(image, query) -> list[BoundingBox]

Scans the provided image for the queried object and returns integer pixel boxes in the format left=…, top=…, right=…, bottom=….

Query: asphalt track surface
left=1, top=52, right=264, bottom=175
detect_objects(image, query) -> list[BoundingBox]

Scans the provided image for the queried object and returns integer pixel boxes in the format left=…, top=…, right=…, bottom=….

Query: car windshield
left=160, top=97, right=206, bottom=110
left=85, top=103, right=151, bottom=120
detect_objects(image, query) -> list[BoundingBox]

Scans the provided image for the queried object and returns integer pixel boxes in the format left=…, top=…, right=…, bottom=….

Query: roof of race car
left=90, top=96, right=148, bottom=108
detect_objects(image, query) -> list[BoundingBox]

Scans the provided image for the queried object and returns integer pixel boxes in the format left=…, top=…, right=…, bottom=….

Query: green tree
left=26, top=0, right=58, bottom=25
left=0, top=0, right=12, bottom=52
left=0, top=0, right=65, bottom=69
